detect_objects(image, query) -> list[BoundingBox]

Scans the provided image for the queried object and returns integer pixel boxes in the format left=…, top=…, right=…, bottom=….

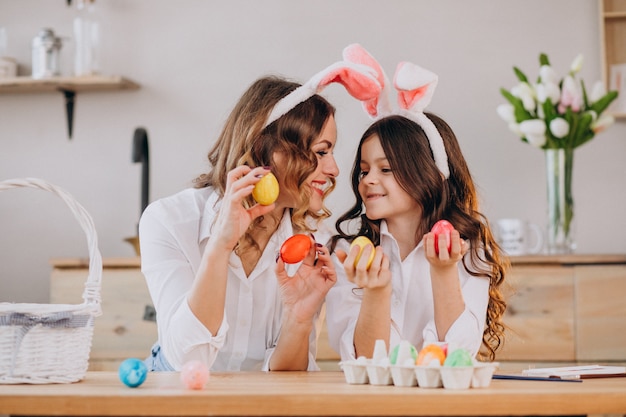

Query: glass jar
left=32, top=28, right=62, bottom=79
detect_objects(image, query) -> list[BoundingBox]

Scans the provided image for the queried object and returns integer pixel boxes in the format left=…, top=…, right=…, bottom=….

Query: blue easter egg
left=118, top=358, right=148, bottom=388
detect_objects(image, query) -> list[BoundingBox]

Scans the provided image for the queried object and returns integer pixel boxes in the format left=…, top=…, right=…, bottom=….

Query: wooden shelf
left=604, top=11, right=626, bottom=18
left=0, top=75, right=140, bottom=138
left=600, top=0, right=626, bottom=118
left=0, top=75, right=140, bottom=94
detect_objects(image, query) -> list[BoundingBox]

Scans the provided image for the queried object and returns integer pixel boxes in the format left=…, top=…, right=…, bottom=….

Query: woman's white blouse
left=139, top=186, right=326, bottom=371
left=325, top=221, right=490, bottom=361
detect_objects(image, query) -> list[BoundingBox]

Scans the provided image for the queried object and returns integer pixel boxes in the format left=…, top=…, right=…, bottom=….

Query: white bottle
left=73, top=0, right=99, bottom=76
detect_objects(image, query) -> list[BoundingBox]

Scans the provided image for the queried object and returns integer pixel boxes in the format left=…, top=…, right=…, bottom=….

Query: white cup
left=494, top=218, right=543, bottom=256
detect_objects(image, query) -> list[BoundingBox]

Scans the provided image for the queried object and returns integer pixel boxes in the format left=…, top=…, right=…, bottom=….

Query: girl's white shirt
left=325, top=220, right=490, bottom=361
left=139, top=186, right=329, bottom=371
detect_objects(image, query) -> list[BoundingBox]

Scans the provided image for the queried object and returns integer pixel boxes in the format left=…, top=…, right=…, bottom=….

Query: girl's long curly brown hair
left=194, top=76, right=336, bottom=253
left=330, top=114, right=508, bottom=360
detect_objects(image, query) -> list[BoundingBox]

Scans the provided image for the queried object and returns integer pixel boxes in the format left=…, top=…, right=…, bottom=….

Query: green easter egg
left=443, top=348, right=473, bottom=367
left=389, top=342, right=418, bottom=365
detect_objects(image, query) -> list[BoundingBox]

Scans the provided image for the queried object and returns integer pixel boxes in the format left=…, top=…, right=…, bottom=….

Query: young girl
left=326, top=45, right=507, bottom=362
left=139, top=57, right=381, bottom=372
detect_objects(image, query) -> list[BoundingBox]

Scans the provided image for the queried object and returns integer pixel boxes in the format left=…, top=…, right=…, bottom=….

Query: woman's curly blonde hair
left=195, top=76, right=336, bottom=253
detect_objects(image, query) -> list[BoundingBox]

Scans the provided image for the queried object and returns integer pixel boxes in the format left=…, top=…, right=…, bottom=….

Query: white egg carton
left=340, top=360, right=499, bottom=389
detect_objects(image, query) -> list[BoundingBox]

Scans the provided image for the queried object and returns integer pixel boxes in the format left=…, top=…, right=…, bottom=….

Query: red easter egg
left=280, top=234, right=312, bottom=264
left=431, top=220, right=454, bottom=255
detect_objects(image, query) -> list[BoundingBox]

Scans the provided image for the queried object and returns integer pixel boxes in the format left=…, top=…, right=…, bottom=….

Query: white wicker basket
left=0, top=178, right=102, bottom=384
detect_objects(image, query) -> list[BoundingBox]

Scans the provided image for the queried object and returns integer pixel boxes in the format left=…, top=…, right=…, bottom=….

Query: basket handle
left=0, top=178, right=102, bottom=313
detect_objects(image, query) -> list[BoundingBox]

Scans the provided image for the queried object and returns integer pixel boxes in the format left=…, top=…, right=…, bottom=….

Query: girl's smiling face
left=357, top=134, right=420, bottom=222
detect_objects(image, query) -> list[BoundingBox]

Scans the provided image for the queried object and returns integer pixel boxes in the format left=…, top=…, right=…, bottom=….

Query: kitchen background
left=1, top=0, right=625, bottom=304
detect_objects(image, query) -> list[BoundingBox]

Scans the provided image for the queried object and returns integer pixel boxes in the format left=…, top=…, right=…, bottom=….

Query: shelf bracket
left=60, top=89, right=75, bottom=139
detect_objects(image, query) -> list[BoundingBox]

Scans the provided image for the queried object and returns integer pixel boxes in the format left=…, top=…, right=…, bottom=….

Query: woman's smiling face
left=272, top=115, right=339, bottom=212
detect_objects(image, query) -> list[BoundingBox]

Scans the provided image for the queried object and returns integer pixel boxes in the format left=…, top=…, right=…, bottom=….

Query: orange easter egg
left=416, top=344, right=446, bottom=366
left=280, top=234, right=312, bottom=264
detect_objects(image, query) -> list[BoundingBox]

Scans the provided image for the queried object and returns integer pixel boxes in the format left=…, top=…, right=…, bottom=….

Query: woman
left=139, top=59, right=381, bottom=372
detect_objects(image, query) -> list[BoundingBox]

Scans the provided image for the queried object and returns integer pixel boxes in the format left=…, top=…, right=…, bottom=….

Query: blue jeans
left=144, top=342, right=175, bottom=371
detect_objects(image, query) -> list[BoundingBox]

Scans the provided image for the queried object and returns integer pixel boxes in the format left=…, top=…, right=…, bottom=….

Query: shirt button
left=393, top=300, right=401, bottom=307
left=240, top=320, right=248, bottom=327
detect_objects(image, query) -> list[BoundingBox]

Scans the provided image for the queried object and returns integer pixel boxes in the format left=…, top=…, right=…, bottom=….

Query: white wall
left=1, top=0, right=625, bottom=303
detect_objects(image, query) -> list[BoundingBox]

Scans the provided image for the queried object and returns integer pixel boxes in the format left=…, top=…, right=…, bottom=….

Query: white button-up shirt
left=325, top=221, right=490, bottom=361
left=139, top=186, right=327, bottom=371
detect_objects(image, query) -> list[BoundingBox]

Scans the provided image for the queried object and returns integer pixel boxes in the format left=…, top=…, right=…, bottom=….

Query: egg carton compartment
left=339, top=360, right=369, bottom=385
left=390, top=365, right=417, bottom=387
left=366, top=363, right=393, bottom=385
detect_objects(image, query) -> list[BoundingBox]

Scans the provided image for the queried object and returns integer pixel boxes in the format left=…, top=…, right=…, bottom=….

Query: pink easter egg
left=180, top=360, right=210, bottom=390
left=431, top=220, right=454, bottom=255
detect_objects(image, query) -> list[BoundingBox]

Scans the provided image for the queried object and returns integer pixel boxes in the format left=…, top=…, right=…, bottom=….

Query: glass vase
left=545, top=148, right=576, bottom=254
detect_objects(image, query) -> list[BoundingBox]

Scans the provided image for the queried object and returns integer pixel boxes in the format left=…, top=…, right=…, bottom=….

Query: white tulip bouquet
left=497, top=53, right=619, bottom=254
left=497, top=53, right=618, bottom=150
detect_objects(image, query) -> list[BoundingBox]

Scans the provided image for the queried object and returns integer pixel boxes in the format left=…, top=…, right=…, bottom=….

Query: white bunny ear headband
left=264, top=57, right=383, bottom=128
left=343, top=43, right=450, bottom=179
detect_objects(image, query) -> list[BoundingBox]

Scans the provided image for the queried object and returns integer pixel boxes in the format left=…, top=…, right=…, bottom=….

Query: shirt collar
left=379, top=219, right=424, bottom=254
left=270, top=209, right=296, bottom=247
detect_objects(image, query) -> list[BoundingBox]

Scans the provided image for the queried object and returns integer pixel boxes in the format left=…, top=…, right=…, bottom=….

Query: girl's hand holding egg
left=339, top=236, right=391, bottom=291
left=426, top=220, right=468, bottom=264
left=350, top=236, right=375, bottom=269
left=430, top=220, right=454, bottom=255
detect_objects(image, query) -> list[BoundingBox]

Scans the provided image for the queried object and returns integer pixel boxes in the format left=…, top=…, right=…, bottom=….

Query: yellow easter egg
left=252, top=172, right=279, bottom=205
left=350, top=236, right=375, bottom=269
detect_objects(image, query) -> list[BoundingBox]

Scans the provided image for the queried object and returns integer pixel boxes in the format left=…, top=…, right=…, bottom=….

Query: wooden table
left=2, top=371, right=626, bottom=416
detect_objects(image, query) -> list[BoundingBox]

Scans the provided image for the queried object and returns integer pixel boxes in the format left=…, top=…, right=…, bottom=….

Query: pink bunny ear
left=316, top=61, right=382, bottom=101
left=342, top=44, right=392, bottom=118
left=393, top=62, right=449, bottom=178
left=264, top=60, right=381, bottom=128
left=394, top=61, right=438, bottom=112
